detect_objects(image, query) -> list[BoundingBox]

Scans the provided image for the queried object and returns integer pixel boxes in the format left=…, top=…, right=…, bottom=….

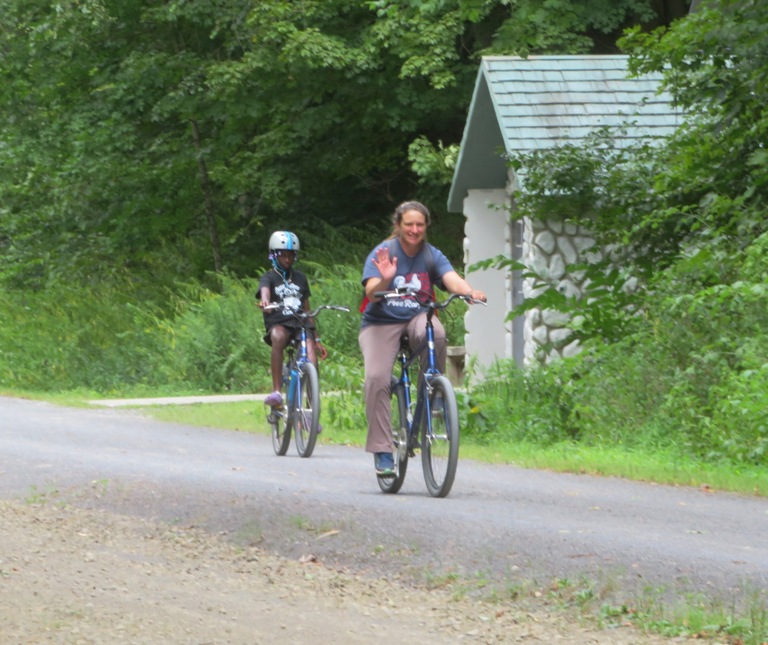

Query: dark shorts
left=263, top=322, right=312, bottom=346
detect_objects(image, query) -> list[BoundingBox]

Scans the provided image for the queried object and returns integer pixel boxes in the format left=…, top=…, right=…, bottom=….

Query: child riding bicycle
left=258, top=231, right=327, bottom=408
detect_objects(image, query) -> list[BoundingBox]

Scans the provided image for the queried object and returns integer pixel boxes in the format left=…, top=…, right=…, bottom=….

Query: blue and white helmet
left=268, top=231, right=300, bottom=253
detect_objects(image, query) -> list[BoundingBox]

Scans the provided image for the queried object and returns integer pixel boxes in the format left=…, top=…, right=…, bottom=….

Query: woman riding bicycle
left=258, top=231, right=327, bottom=408
left=359, top=201, right=486, bottom=477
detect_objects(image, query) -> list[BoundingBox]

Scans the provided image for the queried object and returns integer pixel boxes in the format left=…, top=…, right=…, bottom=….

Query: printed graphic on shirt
left=387, top=272, right=429, bottom=310
left=275, top=281, right=302, bottom=313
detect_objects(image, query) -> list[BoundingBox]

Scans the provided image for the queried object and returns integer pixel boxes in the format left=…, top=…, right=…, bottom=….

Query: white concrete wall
left=461, top=188, right=511, bottom=376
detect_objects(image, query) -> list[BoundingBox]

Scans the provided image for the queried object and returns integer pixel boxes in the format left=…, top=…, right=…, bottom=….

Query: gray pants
left=358, top=313, right=447, bottom=454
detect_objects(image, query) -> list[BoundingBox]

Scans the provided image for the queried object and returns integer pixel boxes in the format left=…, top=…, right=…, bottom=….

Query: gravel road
left=2, top=395, right=766, bottom=644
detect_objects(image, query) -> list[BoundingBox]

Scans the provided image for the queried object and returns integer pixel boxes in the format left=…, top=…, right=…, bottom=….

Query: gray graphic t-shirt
left=360, top=240, right=452, bottom=328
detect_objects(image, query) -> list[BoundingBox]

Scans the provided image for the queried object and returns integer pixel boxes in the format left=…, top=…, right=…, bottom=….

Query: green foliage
left=483, top=0, right=658, bottom=56
left=647, top=235, right=768, bottom=464
left=620, top=0, right=768, bottom=249
left=465, top=233, right=768, bottom=468
left=0, top=281, right=176, bottom=393
left=0, top=0, right=681, bottom=288
left=321, top=391, right=368, bottom=445
left=0, top=276, right=263, bottom=393
left=0, top=217, right=470, bottom=397
left=160, top=277, right=271, bottom=393
left=460, top=359, right=574, bottom=446
left=466, top=0, right=767, bottom=471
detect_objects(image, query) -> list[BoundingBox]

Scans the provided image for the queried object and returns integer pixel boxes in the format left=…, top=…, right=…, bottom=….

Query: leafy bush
left=159, top=277, right=272, bottom=393
left=460, top=359, right=573, bottom=446
left=0, top=282, right=176, bottom=393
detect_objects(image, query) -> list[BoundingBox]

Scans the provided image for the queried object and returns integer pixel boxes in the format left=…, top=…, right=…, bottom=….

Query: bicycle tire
left=378, top=378, right=409, bottom=494
left=294, top=362, right=320, bottom=458
left=269, top=407, right=290, bottom=456
left=421, top=375, right=459, bottom=498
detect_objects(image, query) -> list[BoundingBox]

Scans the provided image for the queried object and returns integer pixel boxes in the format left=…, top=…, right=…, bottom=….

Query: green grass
left=137, top=401, right=266, bottom=433
left=0, top=388, right=103, bottom=408
left=458, top=441, right=768, bottom=497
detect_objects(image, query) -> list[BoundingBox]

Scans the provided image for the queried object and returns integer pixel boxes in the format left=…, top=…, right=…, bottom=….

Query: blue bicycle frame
left=375, top=289, right=482, bottom=497
left=396, top=305, right=442, bottom=454
left=266, top=303, right=348, bottom=458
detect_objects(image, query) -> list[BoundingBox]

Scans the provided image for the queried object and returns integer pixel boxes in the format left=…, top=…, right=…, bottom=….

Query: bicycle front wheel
left=294, top=362, right=320, bottom=458
left=378, top=377, right=409, bottom=494
left=421, top=375, right=459, bottom=498
left=269, top=407, right=290, bottom=456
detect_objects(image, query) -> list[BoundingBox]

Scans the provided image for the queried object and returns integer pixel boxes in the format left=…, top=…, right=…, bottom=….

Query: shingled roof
left=447, top=55, right=681, bottom=212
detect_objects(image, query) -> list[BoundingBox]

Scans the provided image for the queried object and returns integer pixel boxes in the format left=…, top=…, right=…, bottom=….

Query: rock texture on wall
left=521, top=217, right=602, bottom=364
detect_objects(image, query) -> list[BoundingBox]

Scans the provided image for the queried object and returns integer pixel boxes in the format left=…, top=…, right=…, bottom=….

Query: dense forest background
left=1, top=0, right=691, bottom=282
left=2, top=0, right=766, bottom=469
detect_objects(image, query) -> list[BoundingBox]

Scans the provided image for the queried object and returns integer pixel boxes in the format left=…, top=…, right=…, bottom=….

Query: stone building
left=448, top=55, right=681, bottom=372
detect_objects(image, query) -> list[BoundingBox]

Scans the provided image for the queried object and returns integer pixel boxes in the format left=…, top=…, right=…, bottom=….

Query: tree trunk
left=189, top=119, right=222, bottom=273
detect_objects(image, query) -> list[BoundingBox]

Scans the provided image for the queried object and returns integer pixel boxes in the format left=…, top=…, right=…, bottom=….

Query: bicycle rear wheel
left=294, top=362, right=320, bottom=458
left=378, top=377, right=409, bottom=494
left=269, top=407, right=290, bottom=456
left=421, top=375, right=459, bottom=498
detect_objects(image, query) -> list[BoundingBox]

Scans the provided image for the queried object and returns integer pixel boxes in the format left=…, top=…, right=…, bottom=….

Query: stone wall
left=521, top=217, right=602, bottom=364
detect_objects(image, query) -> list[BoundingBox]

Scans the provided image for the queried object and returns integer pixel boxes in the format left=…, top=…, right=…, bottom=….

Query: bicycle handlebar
left=308, top=304, right=351, bottom=317
left=261, top=303, right=351, bottom=318
left=372, top=287, right=487, bottom=309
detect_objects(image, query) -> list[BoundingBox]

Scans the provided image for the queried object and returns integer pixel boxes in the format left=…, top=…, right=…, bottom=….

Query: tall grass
left=0, top=272, right=367, bottom=396
left=0, top=283, right=175, bottom=393
left=0, top=224, right=373, bottom=395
